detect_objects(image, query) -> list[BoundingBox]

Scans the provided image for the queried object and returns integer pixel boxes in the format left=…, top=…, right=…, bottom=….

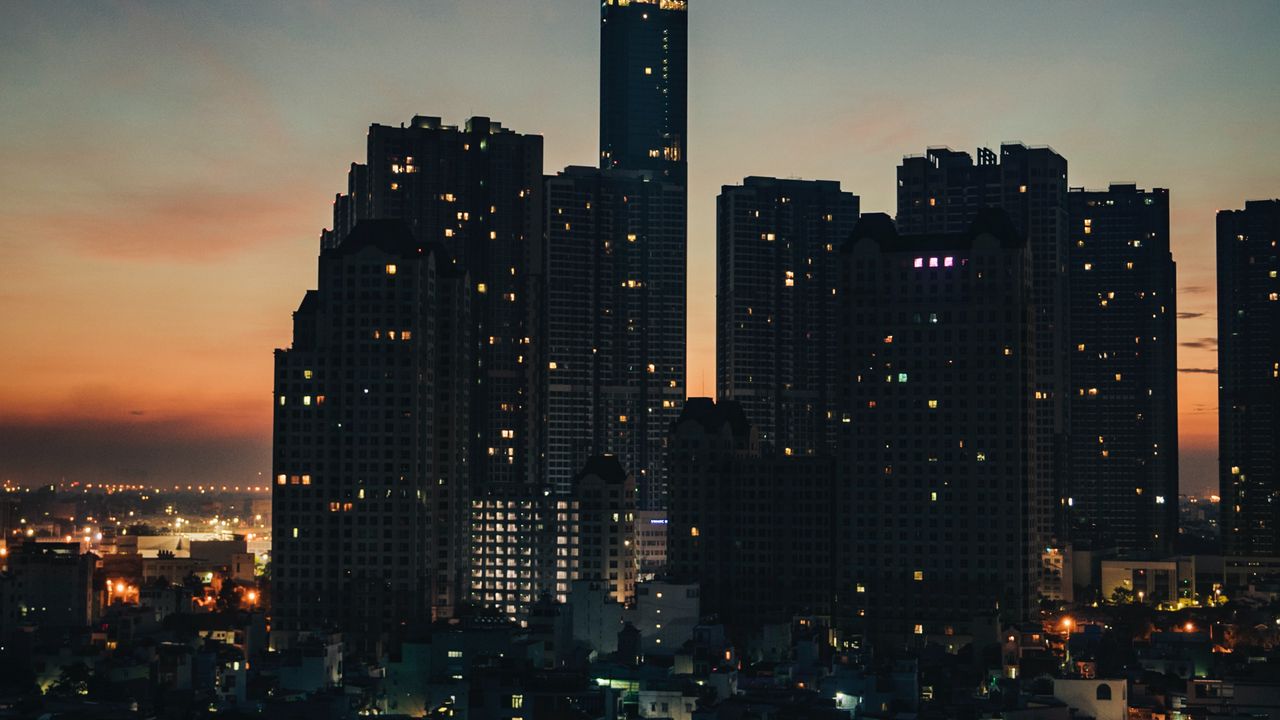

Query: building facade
left=838, top=211, right=1044, bottom=643
left=666, top=398, right=838, bottom=631
left=898, top=145, right=1068, bottom=540
left=599, top=0, right=688, bottom=184
left=272, top=220, right=472, bottom=649
left=543, top=167, right=685, bottom=507
left=716, top=177, right=859, bottom=455
left=323, top=116, right=544, bottom=491
left=1066, top=184, right=1178, bottom=557
left=1218, top=200, right=1280, bottom=556
left=470, top=455, right=637, bottom=622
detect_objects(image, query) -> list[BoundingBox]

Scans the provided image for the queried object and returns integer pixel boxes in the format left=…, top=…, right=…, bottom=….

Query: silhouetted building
left=717, top=177, right=859, bottom=455
left=323, top=116, right=544, bottom=491
left=543, top=167, right=685, bottom=507
left=272, top=220, right=472, bottom=649
left=898, top=145, right=1069, bottom=539
left=600, top=0, right=687, bottom=184
left=0, top=542, right=96, bottom=635
left=1067, top=184, right=1178, bottom=557
left=838, top=211, right=1045, bottom=643
left=666, top=398, right=838, bottom=631
left=1218, top=200, right=1280, bottom=556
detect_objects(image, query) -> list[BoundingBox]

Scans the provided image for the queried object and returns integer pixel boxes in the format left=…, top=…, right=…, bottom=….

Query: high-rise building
left=838, top=211, right=1044, bottom=644
left=469, top=455, right=636, bottom=622
left=717, top=177, right=859, bottom=455
left=543, top=167, right=685, bottom=506
left=599, top=0, right=688, bottom=184
left=324, top=116, right=544, bottom=490
left=666, top=398, right=838, bottom=631
left=1067, top=184, right=1178, bottom=557
left=272, top=220, right=472, bottom=649
left=898, top=145, right=1068, bottom=539
left=1218, top=200, right=1280, bottom=557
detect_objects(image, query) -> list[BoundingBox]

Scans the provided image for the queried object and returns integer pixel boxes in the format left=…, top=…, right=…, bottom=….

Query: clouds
left=1181, top=337, right=1219, bottom=351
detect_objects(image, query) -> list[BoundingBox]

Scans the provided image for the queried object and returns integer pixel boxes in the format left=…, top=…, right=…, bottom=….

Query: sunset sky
left=1, top=1, right=1277, bottom=493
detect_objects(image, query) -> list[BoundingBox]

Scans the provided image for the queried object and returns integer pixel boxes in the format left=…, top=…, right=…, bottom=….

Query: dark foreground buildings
left=716, top=177, right=859, bottom=456
left=897, top=146, right=1069, bottom=540
left=1066, top=184, right=1178, bottom=557
left=325, top=116, right=545, bottom=492
left=1218, top=200, right=1280, bottom=557
left=838, top=211, right=1045, bottom=643
left=665, top=398, right=838, bottom=632
left=273, top=221, right=472, bottom=649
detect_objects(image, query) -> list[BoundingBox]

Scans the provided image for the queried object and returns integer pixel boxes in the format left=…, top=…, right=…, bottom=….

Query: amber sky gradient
left=1, top=1, right=1277, bottom=493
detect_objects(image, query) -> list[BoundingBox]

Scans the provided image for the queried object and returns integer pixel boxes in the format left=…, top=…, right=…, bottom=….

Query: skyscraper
left=272, top=220, right=472, bottom=649
left=1218, top=200, right=1280, bottom=557
left=325, top=116, right=545, bottom=490
left=1067, top=184, right=1178, bottom=557
left=838, top=211, right=1044, bottom=644
left=717, top=177, right=859, bottom=455
left=898, top=144, right=1069, bottom=538
left=599, top=0, right=688, bottom=184
left=537, top=0, right=689, bottom=509
left=543, top=167, right=685, bottom=507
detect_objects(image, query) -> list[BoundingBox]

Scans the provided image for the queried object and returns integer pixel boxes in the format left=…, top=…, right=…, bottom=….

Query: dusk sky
left=1, top=1, right=1277, bottom=493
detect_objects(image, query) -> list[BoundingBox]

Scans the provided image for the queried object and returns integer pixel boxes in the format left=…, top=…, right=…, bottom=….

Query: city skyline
left=3, top=1, right=1280, bottom=493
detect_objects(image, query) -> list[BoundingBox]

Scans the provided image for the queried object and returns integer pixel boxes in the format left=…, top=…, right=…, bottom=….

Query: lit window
left=914, top=570, right=923, bottom=581
left=448, top=650, right=463, bottom=658
left=644, top=67, right=652, bottom=75
left=943, top=256, right=954, bottom=267
left=929, top=257, right=939, bottom=268
left=927, top=399, right=938, bottom=409
left=914, top=624, right=924, bottom=634
left=976, top=452, right=987, bottom=462
left=278, top=396, right=286, bottom=406
left=914, top=257, right=923, bottom=268
left=276, top=474, right=286, bottom=485
left=303, top=369, right=313, bottom=379
left=856, top=584, right=866, bottom=593
left=1019, top=184, right=1027, bottom=193
left=511, top=695, right=524, bottom=709
left=898, top=372, right=908, bottom=383
left=385, top=264, right=397, bottom=276
left=303, top=396, right=312, bottom=406
left=690, top=527, right=699, bottom=537
left=1083, top=263, right=1092, bottom=271
left=548, top=361, right=558, bottom=370
left=477, top=283, right=487, bottom=293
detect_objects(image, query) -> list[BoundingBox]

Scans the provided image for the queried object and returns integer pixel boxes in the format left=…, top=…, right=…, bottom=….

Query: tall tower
left=1218, top=200, right=1280, bottom=557
left=898, top=145, right=1069, bottom=541
left=717, top=177, right=859, bottom=455
left=600, top=0, right=688, bottom=184
left=1067, top=184, right=1178, bottom=557
left=538, top=0, right=688, bottom=509
left=543, top=167, right=685, bottom=507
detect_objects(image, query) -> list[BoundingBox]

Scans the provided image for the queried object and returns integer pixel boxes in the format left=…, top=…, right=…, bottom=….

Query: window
left=1096, top=684, right=1112, bottom=701
left=511, top=694, right=524, bottom=709
left=385, top=264, right=397, bottom=276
